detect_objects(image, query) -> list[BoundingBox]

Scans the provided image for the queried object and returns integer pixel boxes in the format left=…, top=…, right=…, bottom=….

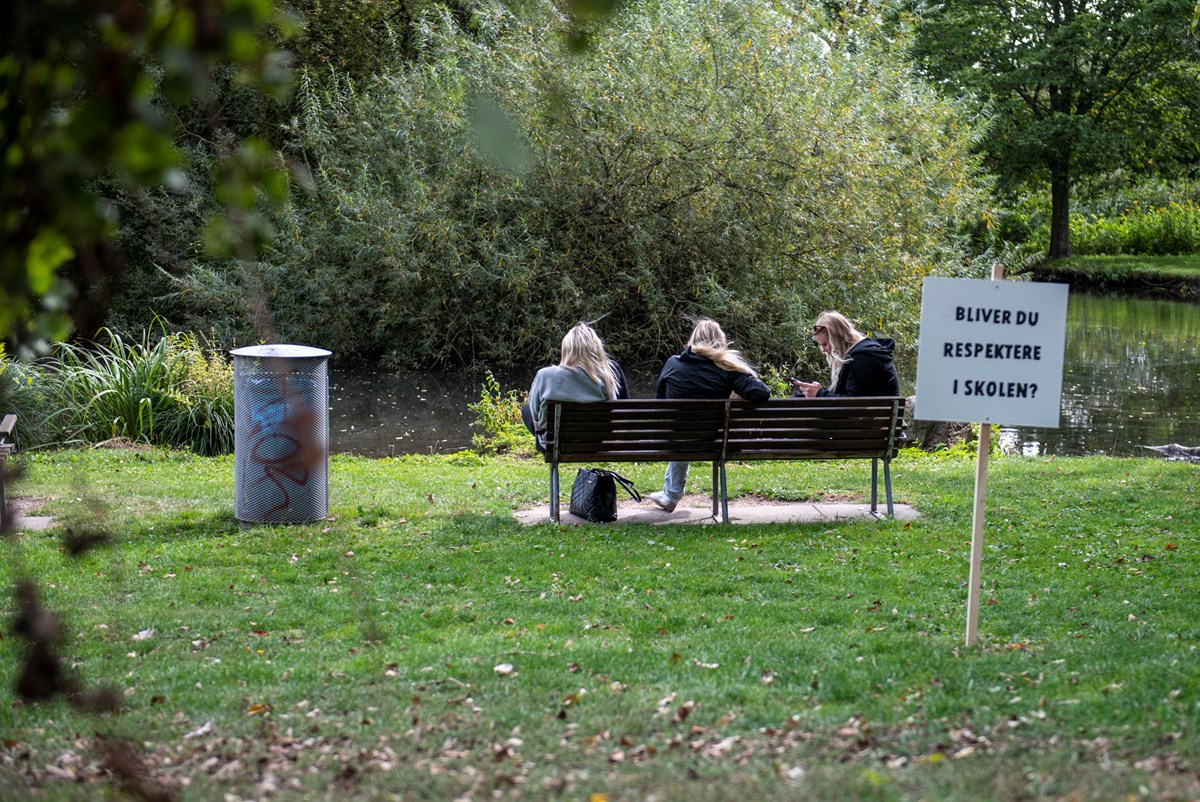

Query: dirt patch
left=9, top=496, right=50, bottom=517
left=93, top=437, right=152, bottom=450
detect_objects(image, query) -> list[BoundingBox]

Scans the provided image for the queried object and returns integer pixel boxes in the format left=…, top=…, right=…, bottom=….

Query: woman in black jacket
left=647, top=319, right=769, bottom=512
left=793, top=311, right=901, bottom=398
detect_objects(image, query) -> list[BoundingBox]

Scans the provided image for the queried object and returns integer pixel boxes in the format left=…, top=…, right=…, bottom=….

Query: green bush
left=245, top=0, right=985, bottom=369
left=0, top=347, right=51, bottom=449
left=995, top=175, right=1200, bottom=258
left=1, top=329, right=235, bottom=455
left=1071, top=202, right=1200, bottom=256
left=468, top=370, right=534, bottom=457
left=759, top=364, right=800, bottom=399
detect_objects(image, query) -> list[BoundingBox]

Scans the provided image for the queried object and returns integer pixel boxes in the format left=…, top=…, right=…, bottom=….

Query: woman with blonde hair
left=793, top=311, right=900, bottom=398
left=647, top=319, right=769, bottom=512
left=522, top=322, right=629, bottom=454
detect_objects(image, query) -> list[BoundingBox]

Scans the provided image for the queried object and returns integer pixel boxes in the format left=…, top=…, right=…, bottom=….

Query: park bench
left=543, top=397, right=906, bottom=523
left=0, top=413, right=16, bottom=517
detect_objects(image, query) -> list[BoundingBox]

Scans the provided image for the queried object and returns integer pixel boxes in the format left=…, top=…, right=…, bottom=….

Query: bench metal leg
left=870, top=458, right=879, bottom=514
left=883, top=457, right=895, bottom=518
left=869, top=457, right=895, bottom=518
left=710, top=462, right=729, bottom=524
left=710, top=462, right=720, bottom=521
left=721, top=464, right=729, bottom=523
left=550, top=464, right=560, bottom=522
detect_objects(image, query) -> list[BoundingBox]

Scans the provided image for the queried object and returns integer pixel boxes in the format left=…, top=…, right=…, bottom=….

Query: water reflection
left=328, top=292, right=1200, bottom=458
left=328, top=369, right=510, bottom=457
left=997, top=292, right=1200, bottom=456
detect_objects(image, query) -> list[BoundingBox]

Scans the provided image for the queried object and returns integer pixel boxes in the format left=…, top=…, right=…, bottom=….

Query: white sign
left=914, top=278, right=1069, bottom=427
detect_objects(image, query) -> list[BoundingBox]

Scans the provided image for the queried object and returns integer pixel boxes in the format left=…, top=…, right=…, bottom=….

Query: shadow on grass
left=84, top=509, right=244, bottom=543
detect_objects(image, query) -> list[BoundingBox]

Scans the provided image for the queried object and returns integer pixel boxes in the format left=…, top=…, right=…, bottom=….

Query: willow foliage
left=263, top=0, right=987, bottom=369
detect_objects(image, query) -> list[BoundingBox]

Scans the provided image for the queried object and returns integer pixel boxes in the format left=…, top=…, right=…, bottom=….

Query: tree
left=0, top=0, right=293, bottom=352
left=909, top=0, right=1200, bottom=259
left=249, top=0, right=986, bottom=368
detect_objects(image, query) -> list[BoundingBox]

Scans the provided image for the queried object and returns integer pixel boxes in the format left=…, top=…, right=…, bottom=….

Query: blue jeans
left=662, top=461, right=689, bottom=501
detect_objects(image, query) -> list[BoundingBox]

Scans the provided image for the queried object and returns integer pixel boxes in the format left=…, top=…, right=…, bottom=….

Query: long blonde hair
left=814, top=311, right=865, bottom=388
left=687, top=319, right=758, bottom=376
left=560, top=322, right=619, bottom=399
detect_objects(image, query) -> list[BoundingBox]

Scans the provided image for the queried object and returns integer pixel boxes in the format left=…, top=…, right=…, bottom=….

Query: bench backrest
left=725, top=397, right=905, bottom=461
left=545, top=397, right=905, bottom=464
left=547, top=399, right=727, bottom=464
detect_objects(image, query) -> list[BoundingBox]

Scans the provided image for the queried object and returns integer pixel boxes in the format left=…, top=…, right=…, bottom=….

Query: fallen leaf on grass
left=184, top=721, right=214, bottom=739
left=494, top=663, right=515, bottom=676
left=698, top=736, right=740, bottom=757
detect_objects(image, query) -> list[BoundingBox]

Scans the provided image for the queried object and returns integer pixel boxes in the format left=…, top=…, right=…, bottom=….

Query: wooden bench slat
left=728, top=440, right=893, bottom=452
left=727, top=453, right=886, bottom=463
left=562, top=422, right=726, bottom=435
left=555, top=450, right=721, bottom=462
left=728, top=422, right=893, bottom=434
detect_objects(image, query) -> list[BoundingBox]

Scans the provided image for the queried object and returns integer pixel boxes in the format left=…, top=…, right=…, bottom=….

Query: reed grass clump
left=0, top=329, right=234, bottom=455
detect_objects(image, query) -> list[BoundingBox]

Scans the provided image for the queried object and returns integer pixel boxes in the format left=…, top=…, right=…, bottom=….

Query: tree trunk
left=1048, top=156, right=1072, bottom=259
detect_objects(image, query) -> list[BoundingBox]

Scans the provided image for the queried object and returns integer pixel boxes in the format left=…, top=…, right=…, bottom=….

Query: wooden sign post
left=965, top=263, right=1003, bottom=646
left=913, top=265, right=1069, bottom=647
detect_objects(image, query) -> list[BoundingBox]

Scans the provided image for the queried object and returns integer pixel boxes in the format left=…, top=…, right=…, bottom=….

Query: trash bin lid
left=231, top=344, right=332, bottom=359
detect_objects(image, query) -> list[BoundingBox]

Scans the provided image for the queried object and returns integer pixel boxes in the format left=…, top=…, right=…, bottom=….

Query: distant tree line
left=907, top=0, right=1200, bottom=259
left=14, top=0, right=1194, bottom=373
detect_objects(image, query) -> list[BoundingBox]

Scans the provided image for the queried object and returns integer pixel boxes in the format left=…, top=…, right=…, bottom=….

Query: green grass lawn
left=1052, top=254, right=1200, bottom=280
left=2, top=448, right=1198, bottom=801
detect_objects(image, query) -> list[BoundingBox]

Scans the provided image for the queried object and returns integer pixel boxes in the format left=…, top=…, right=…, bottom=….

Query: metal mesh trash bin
left=232, top=344, right=332, bottom=523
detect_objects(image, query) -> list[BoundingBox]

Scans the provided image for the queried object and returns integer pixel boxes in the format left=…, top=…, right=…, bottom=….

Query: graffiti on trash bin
left=241, top=376, right=321, bottom=518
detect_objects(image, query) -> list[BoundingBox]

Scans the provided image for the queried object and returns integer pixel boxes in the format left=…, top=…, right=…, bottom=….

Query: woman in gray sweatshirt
left=522, top=323, right=627, bottom=453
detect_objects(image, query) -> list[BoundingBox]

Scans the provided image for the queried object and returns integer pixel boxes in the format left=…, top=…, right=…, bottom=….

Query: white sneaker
left=648, top=492, right=678, bottom=513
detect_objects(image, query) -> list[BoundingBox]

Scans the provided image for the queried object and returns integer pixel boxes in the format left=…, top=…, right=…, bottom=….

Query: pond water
left=327, top=291, right=1200, bottom=458
left=996, top=290, right=1200, bottom=457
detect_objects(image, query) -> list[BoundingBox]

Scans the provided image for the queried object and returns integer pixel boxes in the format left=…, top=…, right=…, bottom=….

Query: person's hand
left=794, top=380, right=821, bottom=398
